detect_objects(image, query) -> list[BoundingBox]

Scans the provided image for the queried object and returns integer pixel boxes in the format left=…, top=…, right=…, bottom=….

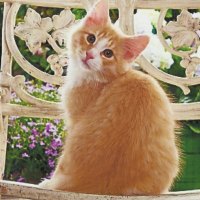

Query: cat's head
left=68, top=0, right=149, bottom=81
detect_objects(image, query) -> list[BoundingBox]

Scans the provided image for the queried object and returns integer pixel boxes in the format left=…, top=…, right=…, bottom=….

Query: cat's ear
left=84, top=0, right=109, bottom=26
left=122, top=35, right=149, bottom=62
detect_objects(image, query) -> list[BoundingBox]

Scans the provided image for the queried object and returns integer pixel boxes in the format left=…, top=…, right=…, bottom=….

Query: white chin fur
left=66, top=58, right=107, bottom=89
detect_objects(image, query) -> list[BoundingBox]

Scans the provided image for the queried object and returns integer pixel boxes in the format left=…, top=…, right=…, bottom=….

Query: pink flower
left=16, top=144, right=23, bottom=149
left=28, top=122, right=37, bottom=127
left=22, top=152, right=30, bottom=158
left=26, top=85, right=35, bottom=93
left=9, top=116, right=19, bottom=121
left=35, top=47, right=43, bottom=55
left=54, top=119, right=61, bottom=125
left=29, top=135, right=35, bottom=140
left=21, top=125, right=29, bottom=132
left=17, top=176, right=25, bottom=182
left=40, top=141, right=45, bottom=146
left=29, top=143, right=36, bottom=149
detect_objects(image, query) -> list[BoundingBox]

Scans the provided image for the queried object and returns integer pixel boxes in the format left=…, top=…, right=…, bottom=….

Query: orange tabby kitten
left=39, top=0, right=179, bottom=195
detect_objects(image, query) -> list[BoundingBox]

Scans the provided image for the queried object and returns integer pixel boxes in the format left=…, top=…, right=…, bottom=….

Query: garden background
left=0, top=2, right=200, bottom=191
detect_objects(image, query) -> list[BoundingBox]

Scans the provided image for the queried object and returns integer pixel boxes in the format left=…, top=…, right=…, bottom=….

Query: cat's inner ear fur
left=84, top=0, right=109, bottom=26
left=122, top=35, right=150, bottom=62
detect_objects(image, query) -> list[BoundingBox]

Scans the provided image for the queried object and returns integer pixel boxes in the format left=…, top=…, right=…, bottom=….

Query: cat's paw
left=38, top=179, right=53, bottom=190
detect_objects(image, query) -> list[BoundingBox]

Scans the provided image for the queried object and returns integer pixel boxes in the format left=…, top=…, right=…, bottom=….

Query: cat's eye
left=87, top=34, right=96, bottom=44
left=102, top=49, right=113, bottom=58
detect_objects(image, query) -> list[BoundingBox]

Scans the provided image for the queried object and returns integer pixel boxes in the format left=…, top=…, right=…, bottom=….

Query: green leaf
left=177, top=45, right=192, bottom=51
left=187, top=123, right=200, bottom=134
left=166, top=10, right=173, bottom=18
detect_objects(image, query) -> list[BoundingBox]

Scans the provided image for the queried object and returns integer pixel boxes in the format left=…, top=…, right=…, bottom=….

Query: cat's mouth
left=81, top=59, right=91, bottom=70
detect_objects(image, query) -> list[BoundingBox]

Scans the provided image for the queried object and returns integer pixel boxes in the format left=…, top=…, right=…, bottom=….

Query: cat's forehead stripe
left=97, top=34, right=115, bottom=49
left=108, top=39, right=115, bottom=49
left=96, top=38, right=108, bottom=50
left=98, top=31, right=113, bottom=40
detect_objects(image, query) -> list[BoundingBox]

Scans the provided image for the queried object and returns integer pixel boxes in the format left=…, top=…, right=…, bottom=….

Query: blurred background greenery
left=0, top=2, right=200, bottom=191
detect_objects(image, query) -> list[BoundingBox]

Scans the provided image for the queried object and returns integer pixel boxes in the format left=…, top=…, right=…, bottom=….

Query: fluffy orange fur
left=39, top=0, right=179, bottom=195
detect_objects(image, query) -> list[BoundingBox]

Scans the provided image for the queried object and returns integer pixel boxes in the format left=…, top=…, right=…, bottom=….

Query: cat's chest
left=65, top=83, right=105, bottom=116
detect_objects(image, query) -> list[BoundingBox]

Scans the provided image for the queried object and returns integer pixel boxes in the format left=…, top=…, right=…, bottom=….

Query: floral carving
left=14, top=8, right=76, bottom=77
left=47, top=54, right=68, bottom=76
left=161, top=9, right=200, bottom=78
left=163, top=10, right=200, bottom=49
left=180, top=57, right=200, bottom=78
left=15, top=8, right=53, bottom=54
left=52, top=9, right=76, bottom=46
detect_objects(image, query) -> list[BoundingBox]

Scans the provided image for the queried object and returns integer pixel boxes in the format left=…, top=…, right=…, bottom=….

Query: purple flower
left=48, top=159, right=55, bottom=168
left=26, top=85, right=35, bottom=93
left=45, top=149, right=53, bottom=155
left=31, top=128, right=39, bottom=136
left=11, top=92, right=17, bottom=99
left=22, top=152, right=30, bottom=158
left=29, top=135, right=35, bottom=141
left=45, top=123, right=57, bottom=133
left=50, top=126, right=57, bottom=133
left=11, top=92, right=21, bottom=103
left=21, top=125, right=29, bottom=132
left=16, top=144, right=23, bottom=149
left=47, top=171, right=54, bottom=179
left=51, top=138, right=62, bottom=150
left=45, top=123, right=51, bottom=132
left=29, top=143, right=36, bottom=149
left=52, top=150, right=58, bottom=157
left=17, top=176, right=25, bottom=182
left=28, top=134, right=37, bottom=144
left=9, top=116, right=19, bottom=121
left=43, top=130, right=50, bottom=137
left=45, top=149, right=58, bottom=156
left=54, top=119, right=61, bottom=125
left=40, top=141, right=45, bottom=146
left=41, top=83, right=55, bottom=92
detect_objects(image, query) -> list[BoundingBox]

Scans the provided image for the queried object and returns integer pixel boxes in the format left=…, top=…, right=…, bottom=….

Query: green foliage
left=71, top=8, right=86, bottom=19
left=172, top=125, right=200, bottom=191
left=5, top=81, right=65, bottom=183
left=6, top=116, right=65, bottom=183
left=187, top=122, right=200, bottom=134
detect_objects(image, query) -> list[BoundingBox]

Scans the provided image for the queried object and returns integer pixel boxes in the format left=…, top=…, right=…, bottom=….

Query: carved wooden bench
left=1, top=0, right=200, bottom=199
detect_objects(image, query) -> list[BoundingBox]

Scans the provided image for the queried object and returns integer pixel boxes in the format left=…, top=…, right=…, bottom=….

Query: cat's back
left=104, top=69, right=172, bottom=115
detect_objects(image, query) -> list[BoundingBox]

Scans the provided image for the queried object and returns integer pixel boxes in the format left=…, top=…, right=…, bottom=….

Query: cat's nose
left=86, top=51, right=94, bottom=61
